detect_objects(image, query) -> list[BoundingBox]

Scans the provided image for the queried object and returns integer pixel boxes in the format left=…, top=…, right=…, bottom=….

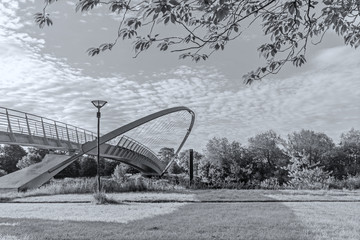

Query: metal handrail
left=0, top=106, right=163, bottom=170
left=116, top=135, right=159, bottom=163
left=0, top=107, right=96, bottom=145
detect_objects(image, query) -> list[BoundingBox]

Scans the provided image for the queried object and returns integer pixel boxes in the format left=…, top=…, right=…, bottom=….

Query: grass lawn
left=0, top=190, right=359, bottom=240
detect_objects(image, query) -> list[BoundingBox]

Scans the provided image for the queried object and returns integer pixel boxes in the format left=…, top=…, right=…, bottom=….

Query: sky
left=0, top=0, right=359, bottom=153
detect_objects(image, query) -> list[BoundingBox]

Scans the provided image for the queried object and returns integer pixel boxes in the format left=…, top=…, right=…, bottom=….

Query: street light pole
left=96, top=107, right=101, bottom=193
left=91, top=100, right=107, bottom=193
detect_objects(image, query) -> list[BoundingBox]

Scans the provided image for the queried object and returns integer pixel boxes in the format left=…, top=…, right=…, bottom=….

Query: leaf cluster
left=35, top=0, right=360, bottom=83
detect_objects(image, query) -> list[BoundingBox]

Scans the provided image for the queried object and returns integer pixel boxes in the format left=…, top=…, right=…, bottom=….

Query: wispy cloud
left=0, top=1, right=359, bottom=153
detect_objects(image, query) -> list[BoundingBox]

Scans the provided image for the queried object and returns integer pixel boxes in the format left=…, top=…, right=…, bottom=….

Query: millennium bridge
left=0, top=106, right=195, bottom=191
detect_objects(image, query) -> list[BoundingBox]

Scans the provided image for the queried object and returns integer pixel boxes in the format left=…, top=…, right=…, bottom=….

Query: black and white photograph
left=0, top=0, right=359, bottom=239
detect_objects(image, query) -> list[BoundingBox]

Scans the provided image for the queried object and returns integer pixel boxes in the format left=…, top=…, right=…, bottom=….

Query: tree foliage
left=16, top=152, right=42, bottom=169
left=16, top=148, right=49, bottom=169
left=36, top=0, right=360, bottom=83
left=203, top=137, right=233, bottom=174
left=158, top=147, right=183, bottom=173
left=340, top=128, right=360, bottom=163
left=285, top=154, right=332, bottom=189
left=0, top=145, right=27, bottom=173
left=194, top=129, right=359, bottom=188
left=0, top=169, right=7, bottom=177
left=79, top=156, right=98, bottom=177
left=248, top=130, right=288, bottom=167
left=55, top=160, right=81, bottom=178
left=94, top=158, right=118, bottom=176
left=287, top=129, right=334, bottom=166
left=112, top=163, right=127, bottom=181
left=200, top=137, right=256, bottom=184
left=158, top=147, right=175, bottom=164
left=178, top=149, right=203, bottom=173
left=247, top=130, right=289, bottom=183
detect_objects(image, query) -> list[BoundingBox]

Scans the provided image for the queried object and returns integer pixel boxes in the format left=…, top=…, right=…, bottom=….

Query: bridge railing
left=114, top=135, right=159, bottom=163
left=0, top=107, right=96, bottom=145
left=0, top=106, right=164, bottom=170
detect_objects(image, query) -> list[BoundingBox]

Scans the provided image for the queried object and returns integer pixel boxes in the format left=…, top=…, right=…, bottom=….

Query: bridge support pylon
left=0, top=154, right=78, bottom=192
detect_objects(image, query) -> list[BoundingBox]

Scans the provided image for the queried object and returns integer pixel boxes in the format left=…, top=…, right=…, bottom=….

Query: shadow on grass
left=0, top=191, right=312, bottom=240
left=193, top=189, right=279, bottom=202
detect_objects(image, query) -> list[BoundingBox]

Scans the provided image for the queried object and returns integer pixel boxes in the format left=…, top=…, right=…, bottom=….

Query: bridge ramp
left=0, top=154, right=77, bottom=192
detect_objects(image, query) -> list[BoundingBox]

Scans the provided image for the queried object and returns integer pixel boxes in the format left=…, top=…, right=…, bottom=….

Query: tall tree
left=227, top=142, right=255, bottom=183
left=0, top=145, right=27, bottom=173
left=287, top=129, right=334, bottom=166
left=158, top=147, right=182, bottom=173
left=36, top=0, right=360, bottom=83
left=203, top=137, right=233, bottom=177
left=247, top=130, right=289, bottom=182
left=340, top=128, right=360, bottom=163
left=158, top=147, right=175, bottom=164
left=321, top=147, right=348, bottom=179
left=339, top=128, right=360, bottom=175
left=248, top=130, right=288, bottom=167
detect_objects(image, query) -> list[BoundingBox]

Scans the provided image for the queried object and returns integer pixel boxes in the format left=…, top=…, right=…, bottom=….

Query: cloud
left=0, top=1, right=359, bottom=154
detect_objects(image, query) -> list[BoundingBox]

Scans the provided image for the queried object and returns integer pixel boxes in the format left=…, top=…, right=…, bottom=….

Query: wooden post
left=189, top=149, right=194, bottom=186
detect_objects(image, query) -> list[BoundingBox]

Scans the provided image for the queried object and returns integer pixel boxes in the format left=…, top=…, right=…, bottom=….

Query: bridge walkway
left=0, top=107, right=168, bottom=191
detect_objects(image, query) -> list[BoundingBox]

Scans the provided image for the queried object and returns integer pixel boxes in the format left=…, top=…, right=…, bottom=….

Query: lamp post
left=91, top=100, right=107, bottom=193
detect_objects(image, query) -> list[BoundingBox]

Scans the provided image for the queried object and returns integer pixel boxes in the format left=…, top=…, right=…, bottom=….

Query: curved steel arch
left=0, top=106, right=195, bottom=191
left=49, top=106, right=195, bottom=176
left=82, top=106, right=195, bottom=158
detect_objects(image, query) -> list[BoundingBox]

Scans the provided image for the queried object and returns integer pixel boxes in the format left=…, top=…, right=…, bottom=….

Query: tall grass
left=22, top=175, right=185, bottom=196
left=26, top=178, right=96, bottom=196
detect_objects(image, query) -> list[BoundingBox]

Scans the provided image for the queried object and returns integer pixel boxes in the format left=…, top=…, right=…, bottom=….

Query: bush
left=79, top=157, right=97, bottom=177
left=286, top=167, right=332, bottom=190
left=260, top=177, right=280, bottom=190
left=285, top=155, right=332, bottom=190
left=345, top=175, right=360, bottom=189
left=92, top=191, right=119, bottom=204
left=328, top=175, right=360, bottom=190
left=111, top=164, right=127, bottom=181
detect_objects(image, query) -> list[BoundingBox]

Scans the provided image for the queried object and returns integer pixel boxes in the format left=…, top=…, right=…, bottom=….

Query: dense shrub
left=285, top=155, right=332, bottom=190
left=111, top=164, right=127, bottom=181
left=328, top=175, right=360, bottom=190
left=55, top=160, right=80, bottom=178
left=260, top=177, right=280, bottom=190
left=286, top=167, right=332, bottom=190
left=79, top=156, right=97, bottom=177
left=345, top=175, right=360, bottom=189
left=0, top=145, right=27, bottom=173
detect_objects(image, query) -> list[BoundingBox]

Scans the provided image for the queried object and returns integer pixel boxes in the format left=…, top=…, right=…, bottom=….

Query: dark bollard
left=189, top=149, right=194, bottom=186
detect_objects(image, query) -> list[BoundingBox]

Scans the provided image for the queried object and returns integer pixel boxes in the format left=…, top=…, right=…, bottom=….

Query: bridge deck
left=0, top=106, right=195, bottom=191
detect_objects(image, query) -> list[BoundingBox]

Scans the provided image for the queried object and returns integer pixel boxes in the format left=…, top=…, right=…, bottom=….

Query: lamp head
left=91, top=100, right=107, bottom=109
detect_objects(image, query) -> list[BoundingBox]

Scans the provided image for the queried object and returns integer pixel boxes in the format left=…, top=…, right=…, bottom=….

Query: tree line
left=162, top=128, right=360, bottom=189
left=1, top=128, right=359, bottom=189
